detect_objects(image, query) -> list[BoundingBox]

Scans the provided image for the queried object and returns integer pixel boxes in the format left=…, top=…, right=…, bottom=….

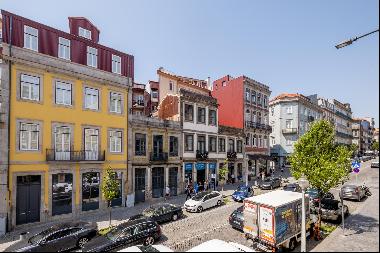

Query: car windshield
left=264, top=178, right=272, bottom=182
left=28, top=227, right=57, bottom=245
left=106, top=226, right=125, bottom=241
left=284, top=185, right=296, bottom=191
left=192, top=192, right=208, bottom=201
left=142, top=208, right=156, bottom=217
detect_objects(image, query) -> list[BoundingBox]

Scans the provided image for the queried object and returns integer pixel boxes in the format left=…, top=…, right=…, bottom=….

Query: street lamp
left=335, top=29, right=379, bottom=49
left=299, top=175, right=310, bottom=252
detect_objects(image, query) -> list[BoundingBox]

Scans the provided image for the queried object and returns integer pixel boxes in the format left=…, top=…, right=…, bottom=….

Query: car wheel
left=197, top=206, right=203, bottom=213
left=172, top=213, right=178, bottom=221
left=336, top=215, right=342, bottom=224
left=217, top=200, right=222, bottom=206
left=77, top=237, right=89, bottom=248
left=288, top=238, right=297, bottom=251
left=144, top=236, right=155, bottom=246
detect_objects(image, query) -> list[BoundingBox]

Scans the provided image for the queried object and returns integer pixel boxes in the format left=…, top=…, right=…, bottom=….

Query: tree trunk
left=108, top=201, right=112, bottom=227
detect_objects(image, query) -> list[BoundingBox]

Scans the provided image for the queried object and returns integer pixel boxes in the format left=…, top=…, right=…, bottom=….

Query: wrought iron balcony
left=245, top=121, right=272, bottom=131
left=282, top=128, right=298, bottom=134
left=227, top=151, right=237, bottom=161
left=196, top=150, right=209, bottom=160
left=150, top=152, right=168, bottom=162
left=46, top=149, right=105, bottom=162
left=307, top=116, right=315, bottom=122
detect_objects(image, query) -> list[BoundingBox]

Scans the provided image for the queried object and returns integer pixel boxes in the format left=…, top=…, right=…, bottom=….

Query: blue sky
left=1, top=0, right=379, bottom=126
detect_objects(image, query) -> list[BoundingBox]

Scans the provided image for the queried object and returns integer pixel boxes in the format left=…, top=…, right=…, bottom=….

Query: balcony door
left=85, top=128, right=99, bottom=160
left=55, top=126, right=71, bottom=160
left=153, top=135, right=163, bottom=157
left=197, top=135, right=206, bottom=153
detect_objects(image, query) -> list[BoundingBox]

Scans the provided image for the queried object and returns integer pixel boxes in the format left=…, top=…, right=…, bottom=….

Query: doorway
left=16, top=175, right=41, bottom=225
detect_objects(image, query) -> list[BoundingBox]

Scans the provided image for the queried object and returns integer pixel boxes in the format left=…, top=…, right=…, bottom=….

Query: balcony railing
left=196, top=150, right=209, bottom=160
left=245, top=121, right=272, bottom=131
left=335, top=111, right=352, bottom=121
left=282, top=128, right=298, bottom=134
left=150, top=152, right=168, bottom=162
left=335, top=131, right=353, bottom=139
left=227, top=151, right=237, bottom=161
left=46, top=149, right=105, bottom=162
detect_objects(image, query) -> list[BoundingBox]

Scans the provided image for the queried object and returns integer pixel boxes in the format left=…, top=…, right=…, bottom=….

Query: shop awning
left=247, top=154, right=275, bottom=161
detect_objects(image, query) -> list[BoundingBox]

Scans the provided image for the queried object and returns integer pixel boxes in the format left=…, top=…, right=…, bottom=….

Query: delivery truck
left=243, top=190, right=311, bottom=252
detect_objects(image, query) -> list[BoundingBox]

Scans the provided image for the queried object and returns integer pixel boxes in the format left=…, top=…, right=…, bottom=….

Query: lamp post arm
left=355, top=29, right=379, bottom=40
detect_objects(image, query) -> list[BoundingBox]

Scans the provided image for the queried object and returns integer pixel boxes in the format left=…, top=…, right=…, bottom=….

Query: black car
left=5, top=221, right=97, bottom=252
left=229, top=206, right=244, bottom=231
left=129, top=203, right=183, bottom=223
left=82, top=218, right=161, bottom=252
left=319, top=199, right=349, bottom=223
left=259, top=177, right=282, bottom=190
left=282, top=183, right=302, bottom=192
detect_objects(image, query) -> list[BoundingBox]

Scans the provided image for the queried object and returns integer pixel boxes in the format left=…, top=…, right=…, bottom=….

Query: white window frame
left=87, top=46, right=98, bottom=68
left=110, top=92, right=122, bottom=114
left=24, top=25, right=38, bottom=51
left=286, top=119, right=293, bottom=129
left=286, top=139, right=293, bottom=146
left=112, top=54, right=121, bottom=74
left=21, top=74, right=40, bottom=101
left=110, top=130, right=122, bottom=153
left=79, top=27, right=92, bottom=40
left=286, top=106, right=293, bottom=114
left=20, top=123, right=39, bottom=151
left=85, top=87, right=99, bottom=110
left=58, top=37, right=71, bottom=60
left=55, top=81, right=72, bottom=106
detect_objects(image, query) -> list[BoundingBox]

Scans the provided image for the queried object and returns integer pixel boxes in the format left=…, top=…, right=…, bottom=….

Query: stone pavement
left=311, top=164, right=379, bottom=252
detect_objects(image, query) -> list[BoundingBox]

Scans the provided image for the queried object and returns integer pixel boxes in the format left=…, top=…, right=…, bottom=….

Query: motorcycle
left=362, top=185, right=372, bottom=196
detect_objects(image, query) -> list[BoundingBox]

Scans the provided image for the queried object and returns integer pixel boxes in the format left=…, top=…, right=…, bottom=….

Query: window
left=197, top=135, right=206, bottom=152
left=21, top=74, right=40, bottom=101
left=257, top=112, right=262, bottom=124
left=286, top=120, right=293, bottom=129
left=263, top=136, right=268, bottom=148
left=271, top=137, right=276, bottom=145
left=209, top=109, right=217, bottom=126
left=251, top=91, right=256, bottom=104
left=222, top=81, right=227, bottom=87
left=257, top=93, right=262, bottom=106
left=184, top=104, right=194, bottom=121
left=218, top=137, right=226, bottom=152
left=87, top=46, right=98, bottom=68
left=286, top=138, right=293, bottom=146
left=110, top=92, right=122, bottom=113
left=245, top=88, right=250, bottom=102
left=264, top=95, right=268, bottom=108
left=20, top=123, right=39, bottom=151
left=228, top=139, right=235, bottom=153
left=252, top=112, right=257, bottom=123
left=24, top=26, right=38, bottom=51
left=58, top=37, right=70, bottom=60
left=169, top=136, right=178, bottom=156
left=246, top=133, right=250, bottom=146
left=197, top=107, right=206, bottom=124
left=52, top=173, right=73, bottom=216
left=258, top=135, right=262, bottom=147
left=151, top=91, right=158, bottom=99
left=169, top=81, right=173, bottom=91
left=112, top=55, right=121, bottom=74
left=85, top=87, right=99, bottom=110
left=209, top=136, right=217, bottom=152
left=110, top=130, right=122, bottom=153
left=237, top=140, right=243, bottom=153
left=79, top=27, right=91, bottom=39
left=135, top=133, right=146, bottom=156
left=287, top=106, right=293, bottom=114
left=55, top=81, right=72, bottom=106
left=185, top=134, right=194, bottom=152
left=252, top=134, right=257, bottom=147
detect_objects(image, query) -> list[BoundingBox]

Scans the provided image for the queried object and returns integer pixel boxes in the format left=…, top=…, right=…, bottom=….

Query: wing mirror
left=39, top=239, right=46, bottom=245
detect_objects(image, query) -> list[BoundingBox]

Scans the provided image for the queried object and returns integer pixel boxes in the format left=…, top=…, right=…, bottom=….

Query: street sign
left=351, top=161, right=361, bottom=170
left=353, top=168, right=360, bottom=173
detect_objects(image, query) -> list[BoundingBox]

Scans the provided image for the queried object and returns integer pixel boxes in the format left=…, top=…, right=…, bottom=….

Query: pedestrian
left=194, top=181, right=199, bottom=194
left=204, top=180, right=208, bottom=192
left=281, top=163, right=285, bottom=173
left=186, top=184, right=192, bottom=200
left=231, top=173, right=235, bottom=184
left=165, top=185, right=170, bottom=200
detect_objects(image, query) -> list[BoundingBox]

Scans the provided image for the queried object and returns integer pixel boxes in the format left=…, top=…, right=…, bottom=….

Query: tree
left=218, top=159, right=229, bottom=192
left=288, top=120, right=351, bottom=230
left=372, top=141, right=379, bottom=151
left=349, top=143, right=359, bottom=156
left=102, top=167, right=120, bottom=226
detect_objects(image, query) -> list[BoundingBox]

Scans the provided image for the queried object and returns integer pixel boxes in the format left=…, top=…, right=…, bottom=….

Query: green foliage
left=372, top=141, right=379, bottom=151
left=98, top=226, right=113, bottom=235
left=102, top=167, right=120, bottom=204
left=320, top=223, right=337, bottom=234
left=349, top=143, right=359, bottom=154
left=218, top=159, right=229, bottom=183
left=289, top=120, right=351, bottom=195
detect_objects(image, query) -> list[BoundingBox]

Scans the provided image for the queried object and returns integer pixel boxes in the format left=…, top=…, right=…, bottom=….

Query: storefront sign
left=185, top=163, right=193, bottom=172
left=196, top=163, right=206, bottom=171
left=209, top=163, right=216, bottom=171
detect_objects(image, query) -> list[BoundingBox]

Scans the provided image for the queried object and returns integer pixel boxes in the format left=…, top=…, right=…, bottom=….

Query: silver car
left=340, top=185, right=366, bottom=202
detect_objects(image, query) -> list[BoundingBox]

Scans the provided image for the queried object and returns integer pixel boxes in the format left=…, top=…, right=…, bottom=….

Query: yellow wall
left=9, top=63, right=128, bottom=207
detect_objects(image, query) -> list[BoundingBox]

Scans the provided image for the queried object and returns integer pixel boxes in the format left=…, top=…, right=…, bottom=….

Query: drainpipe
left=6, top=15, right=13, bottom=231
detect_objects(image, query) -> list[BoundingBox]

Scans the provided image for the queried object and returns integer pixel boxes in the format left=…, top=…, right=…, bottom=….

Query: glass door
left=55, top=127, right=71, bottom=160
left=85, top=128, right=99, bottom=160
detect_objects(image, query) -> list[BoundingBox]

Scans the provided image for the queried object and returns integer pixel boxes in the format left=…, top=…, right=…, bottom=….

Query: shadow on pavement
left=343, top=213, right=379, bottom=235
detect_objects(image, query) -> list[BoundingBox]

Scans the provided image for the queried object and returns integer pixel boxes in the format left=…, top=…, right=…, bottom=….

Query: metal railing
left=46, top=149, right=105, bottom=161
left=196, top=150, right=209, bottom=160
left=227, top=151, right=237, bottom=160
left=150, top=152, right=168, bottom=162
left=245, top=121, right=272, bottom=131
left=282, top=128, right=298, bottom=134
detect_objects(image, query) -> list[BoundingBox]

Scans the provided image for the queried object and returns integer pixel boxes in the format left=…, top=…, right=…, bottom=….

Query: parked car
left=229, top=206, right=244, bottom=231
left=186, top=239, right=255, bottom=252
left=118, top=245, right=174, bottom=252
left=340, top=184, right=366, bottom=202
left=282, top=183, right=302, bottom=192
left=82, top=218, right=161, bottom=252
left=232, top=185, right=254, bottom=202
left=5, top=221, right=97, bottom=252
left=129, top=203, right=183, bottom=223
left=184, top=191, right=223, bottom=213
left=259, top=177, right=281, bottom=190
left=371, top=160, right=379, bottom=168
left=319, top=199, right=349, bottom=223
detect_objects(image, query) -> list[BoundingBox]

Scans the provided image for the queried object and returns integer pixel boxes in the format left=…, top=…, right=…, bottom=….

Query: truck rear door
left=243, top=200, right=258, bottom=239
left=259, top=205, right=275, bottom=244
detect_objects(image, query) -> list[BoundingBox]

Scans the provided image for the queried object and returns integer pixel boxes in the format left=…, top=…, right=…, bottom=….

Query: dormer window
left=24, top=26, right=38, bottom=51
left=79, top=27, right=92, bottom=40
left=112, top=55, right=121, bottom=74
left=87, top=46, right=98, bottom=68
